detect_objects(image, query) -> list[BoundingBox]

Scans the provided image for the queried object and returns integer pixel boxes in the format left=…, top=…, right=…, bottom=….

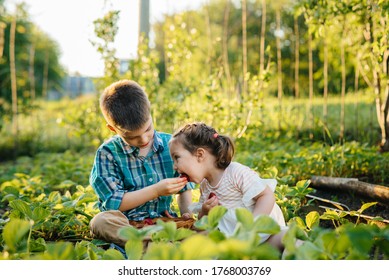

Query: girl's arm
left=252, top=186, right=276, bottom=217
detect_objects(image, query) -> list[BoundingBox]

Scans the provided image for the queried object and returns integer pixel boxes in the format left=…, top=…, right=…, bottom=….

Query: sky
left=6, top=0, right=205, bottom=77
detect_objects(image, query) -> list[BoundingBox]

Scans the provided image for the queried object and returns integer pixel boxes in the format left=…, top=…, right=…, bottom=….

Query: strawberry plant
left=0, top=148, right=387, bottom=260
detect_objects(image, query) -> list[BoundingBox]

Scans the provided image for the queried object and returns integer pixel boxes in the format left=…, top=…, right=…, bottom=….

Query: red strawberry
left=179, top=173, right=190, bottom=181
left=208, top=192, right=217, bottom=199
left=144, top=218, right=154, bottom=225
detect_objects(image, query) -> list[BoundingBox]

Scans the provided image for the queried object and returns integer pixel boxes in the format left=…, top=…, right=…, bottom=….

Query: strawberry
left=208, top=192, right=217, bottom=199
left=179, top=173, right=190, bottom=181
left=144, top=218, right=154, bottom=225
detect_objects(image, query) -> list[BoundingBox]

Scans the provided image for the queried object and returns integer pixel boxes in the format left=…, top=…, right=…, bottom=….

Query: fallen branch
left=310, top=176, right=389, bottom=203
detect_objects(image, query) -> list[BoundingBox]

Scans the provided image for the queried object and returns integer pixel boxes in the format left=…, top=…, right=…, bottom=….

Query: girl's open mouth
left=179, top=173, right=191, bottom=182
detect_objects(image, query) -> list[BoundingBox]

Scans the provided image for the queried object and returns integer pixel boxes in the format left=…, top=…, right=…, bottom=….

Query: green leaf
left=295, top=241, right=325, bottom=260
left=208, top=229, right=226, bottom=242
left=103, top=248, right=126, bottom=260
left=156, top=220, right=177, bottom=240
left=253, top=215, right=280, bottom=234
left=306, top=211, right=320, bottom=230
left=125, top=239, right=144, bottom=260
left=324, top=232, right=350, bottom=259
left=87, top=247, right=98, bottom=260
left=29, top=237, right=47, bottom=253
left=293, top=216, right=307, bottom=229
left=208, top=205, right=227, bottom=229
left=2, top=218, right=31, bottom=253
left=218, top=238, right=251, bottom=255
left=180, top=234, right=219, bottom=260
left=358, top=202, right=377, bottom=214
left=251, top=242, right=281, bottom=260
left=32, top=206, right=51, bottom=222
left=174, top=228, right=195, bottom=241
left=194, top=216, right=209, bottom=230
left=119, top=224, right=162, bottom=243
left=44, top=242, right=75, bottom=260
left=346, top=225, right=374, bottom=254
left=9, top=200, right=33, bottom=219
left=143, top=242, right=179, bottom=260
left=235, top=208, right=254, bottom=230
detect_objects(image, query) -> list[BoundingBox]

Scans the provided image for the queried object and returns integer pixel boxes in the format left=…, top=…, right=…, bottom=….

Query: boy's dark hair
left=100, top=80, right=151, bottom=131
left=172, top=122, right=235, bottom=169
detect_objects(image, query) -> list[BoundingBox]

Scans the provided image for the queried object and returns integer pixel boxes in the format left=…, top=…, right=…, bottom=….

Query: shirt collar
left=117, top=130, right=164, bottom=156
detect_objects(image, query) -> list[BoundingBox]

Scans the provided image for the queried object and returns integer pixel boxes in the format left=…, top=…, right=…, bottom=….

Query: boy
left=89, top=80, right=193, bottom=247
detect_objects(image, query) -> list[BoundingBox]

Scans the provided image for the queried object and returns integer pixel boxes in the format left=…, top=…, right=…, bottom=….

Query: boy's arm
left=177, top=189, right=192, bottom=216
left=118, top=177, right=187, bottom=212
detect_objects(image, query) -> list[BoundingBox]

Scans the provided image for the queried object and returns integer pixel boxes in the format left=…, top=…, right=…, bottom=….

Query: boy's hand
left=154, top=177, right=188, bottom=196
left=181, top=212, right=192, bottom=220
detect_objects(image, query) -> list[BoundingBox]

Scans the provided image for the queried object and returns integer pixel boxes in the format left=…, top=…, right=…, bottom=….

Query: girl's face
left=169, top=139, right=204, bottom=183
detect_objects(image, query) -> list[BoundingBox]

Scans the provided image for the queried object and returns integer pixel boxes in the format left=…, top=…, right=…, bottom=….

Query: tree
left=0, top=4, right=64, bottom=106
left=91, top=10, right=120, bottom=88
left=302, top=0, right=389, bottom=150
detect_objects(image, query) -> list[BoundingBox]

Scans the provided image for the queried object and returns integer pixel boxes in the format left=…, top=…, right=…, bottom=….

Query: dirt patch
left=310, top=188, right=389, bottom=221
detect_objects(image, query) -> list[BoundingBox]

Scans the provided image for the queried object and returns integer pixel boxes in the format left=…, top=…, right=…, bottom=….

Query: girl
left=169, top=122, right=287, bottom=251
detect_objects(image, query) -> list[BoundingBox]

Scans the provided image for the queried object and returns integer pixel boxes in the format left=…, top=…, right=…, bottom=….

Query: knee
left=90, top=210, right=127, bottom=232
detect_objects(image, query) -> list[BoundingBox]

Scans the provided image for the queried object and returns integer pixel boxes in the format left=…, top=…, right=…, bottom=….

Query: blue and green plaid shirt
left=90, top=131, right=194, bottom=221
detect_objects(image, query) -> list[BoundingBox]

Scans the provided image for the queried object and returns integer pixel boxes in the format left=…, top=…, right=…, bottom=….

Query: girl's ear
left=195, top=148, right=206, bottom=162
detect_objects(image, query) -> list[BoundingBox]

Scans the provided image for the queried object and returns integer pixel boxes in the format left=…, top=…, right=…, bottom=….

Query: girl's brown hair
left=172, top=122, right=234, bottom=169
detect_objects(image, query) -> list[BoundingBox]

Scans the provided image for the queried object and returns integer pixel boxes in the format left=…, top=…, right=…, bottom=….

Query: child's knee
left=90, top=210, right=128, bottom=233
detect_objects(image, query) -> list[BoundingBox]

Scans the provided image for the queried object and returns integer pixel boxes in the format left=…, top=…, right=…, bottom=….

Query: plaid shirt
left=90, top=131, right=194, bottom=221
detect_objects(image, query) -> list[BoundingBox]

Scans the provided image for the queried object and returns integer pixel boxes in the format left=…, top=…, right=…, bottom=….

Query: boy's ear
left=106, top=124, right=116, bottom=132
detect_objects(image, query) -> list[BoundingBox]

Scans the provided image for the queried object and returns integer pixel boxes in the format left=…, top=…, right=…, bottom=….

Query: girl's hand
left=201, top=195, right=219, bottom=216
left=154, top=177, right=187, bottom=196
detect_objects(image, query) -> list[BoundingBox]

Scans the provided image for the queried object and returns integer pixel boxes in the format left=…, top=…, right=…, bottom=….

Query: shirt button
left=149, top=178, right=153, bottom=182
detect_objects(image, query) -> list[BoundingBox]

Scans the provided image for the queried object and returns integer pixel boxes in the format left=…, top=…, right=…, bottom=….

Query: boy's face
left=107, top=117, right=154, bottom=148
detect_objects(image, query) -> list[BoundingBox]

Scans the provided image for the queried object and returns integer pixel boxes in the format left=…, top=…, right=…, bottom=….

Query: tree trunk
left=0, top=21, right=5, bottom=58
left=380, top=51, right=389, bottom=152
left=42, top=51, right=49, bottom=99
left=340, top=24, right=346, bottom=144
left=236, top=0, right=250, bottom=138
left=259, top=0, right=266, bottom=75
left=308, top=32, right=314, bottom=139
left=10, top=17, right=18, bottom=158
left=241, top=0, right=247, bottom=98
left=354, top=60, right=360, bottom=140
left=276, top=8, right=282, bottom=132
left=205, top=3, right=212, bottom=76
left=310, top=176, right=389, bottom=203
left=222, top=0, right=232, bottom=97
left=323, top=34, right=328, bottom=126
left=29, top=44, right=36, bottom=101
left=294, top=15, right=299, bottom=99
left=259, top=0, right=266, bottom=122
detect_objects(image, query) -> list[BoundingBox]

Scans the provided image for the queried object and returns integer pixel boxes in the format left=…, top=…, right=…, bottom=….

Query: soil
left=307, top=187, right=389, bottom=221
